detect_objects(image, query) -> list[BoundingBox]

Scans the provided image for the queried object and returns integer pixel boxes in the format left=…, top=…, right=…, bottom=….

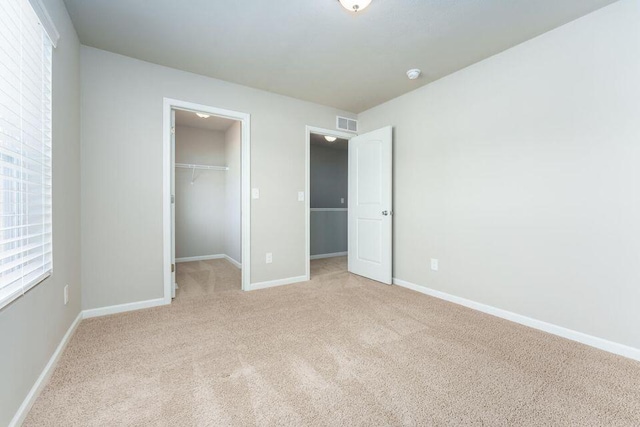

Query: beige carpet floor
left=24, top=257, right=640, bottom=426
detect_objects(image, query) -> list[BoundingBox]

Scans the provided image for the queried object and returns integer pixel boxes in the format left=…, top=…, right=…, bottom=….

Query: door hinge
left=171, top=126, right=175, bottom=135
left=171, top=263, right=175, bottom=273
left=171, top=194, right=175, bottom=204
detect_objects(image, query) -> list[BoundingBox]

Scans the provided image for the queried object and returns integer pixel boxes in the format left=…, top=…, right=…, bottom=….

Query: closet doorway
left=305, top=127, right=353, bottom=280
left=163, top=99, right=250, bottom=303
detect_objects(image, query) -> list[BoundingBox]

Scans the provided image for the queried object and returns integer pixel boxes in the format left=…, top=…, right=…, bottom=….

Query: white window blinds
left=0, top=0, right=53, bottom=309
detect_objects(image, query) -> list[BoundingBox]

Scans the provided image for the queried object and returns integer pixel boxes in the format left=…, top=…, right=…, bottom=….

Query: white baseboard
left=176, top=254, right=225, bottom=263
left=224, top=255, right=242, bottom=269
left=176, top=254, right=242, bottom=270
left=12, top=293, right=187, bottom=424
left=310, top=251, right=347, bottom=260
left=250, top=275, right=308, bottom=291
left=392, top=278, right=640, bottom=362
left=9, top=311, right=83, bottom=427
left=83, top=297, right=168, bottom=319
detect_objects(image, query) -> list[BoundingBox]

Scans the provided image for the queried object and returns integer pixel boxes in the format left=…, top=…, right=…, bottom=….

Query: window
left=0, top=0, right=53, bottom=308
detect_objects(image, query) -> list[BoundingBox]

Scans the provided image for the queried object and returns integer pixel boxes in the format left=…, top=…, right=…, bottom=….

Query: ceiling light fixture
left=324, top=136, right=338, bottom=143
left=196, top=113, right=210, bottom=118
left=406, top=69, right=422, bottom=80
left=338, top=0, right=372, bottom=13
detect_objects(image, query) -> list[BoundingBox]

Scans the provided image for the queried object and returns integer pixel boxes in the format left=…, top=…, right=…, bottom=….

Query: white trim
left=163, top=98, right=251, bottom=296
left=250, top=275, right=308, bottom=291
left=175, top=254, right=242, bottom=269
left=224, top=255, right=242, bottom=269
left=176, top=254, right=225, bottom=263
left=83, top=298, right=168, bottom=319
left=241, top=111, right=251, bottom=292
left=175, top=163, right=228, bottom=171
left=310, top=251, right=348, bottom=260
left=0, top=272, right=51, bottom=311
left=28, top=0, right=60, bottom=48
left=305, top=126, right=355, bottom=282
left=393, top=278, right=640, bottom=362
left=163, top=100, right=172, bottom=304
left=310, top=208, right=348, bottom=212
left=9, top=311, right=82, bottom=427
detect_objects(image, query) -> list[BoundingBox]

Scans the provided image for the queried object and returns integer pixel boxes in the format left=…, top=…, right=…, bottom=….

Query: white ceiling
left=63, top=0, right=617, bottom=113
left=174, top=109, right=237, bottom=132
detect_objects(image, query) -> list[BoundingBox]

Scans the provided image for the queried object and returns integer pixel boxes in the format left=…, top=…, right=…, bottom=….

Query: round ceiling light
left=338, top=0, right=372, bottom=12
left=406, top=69, right=422, bottom=80
left=196, top=113, right=210, bottom=119
left=324, top=136, right=337, bottom=143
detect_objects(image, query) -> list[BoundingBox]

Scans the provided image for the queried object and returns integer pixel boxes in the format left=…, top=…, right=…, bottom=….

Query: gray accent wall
left=310, top=144, right=348, bottom=209
left=310, top=144, right=348, bottom=256
left=0, top=0, right=81, bottom=424
left=358, top=0, right=640, bottom=349
left=310, top=211, right=347, bottom=256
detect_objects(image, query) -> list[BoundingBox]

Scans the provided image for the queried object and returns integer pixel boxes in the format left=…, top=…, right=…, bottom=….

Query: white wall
left=80, top=46, right=356, bottom=309
left=0, top=0, right=81, bottom=424
left=175, top=126, right=226, bottom=259
left=224, top=121, right=242, bottom=265
left=359, top=0, right=640, bottom=349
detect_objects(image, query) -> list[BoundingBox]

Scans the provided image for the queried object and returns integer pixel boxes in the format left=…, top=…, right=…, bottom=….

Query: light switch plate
left=252, top=188, right=260, bottom=199
left=298, top=191, right=305, bottom=202
left=63, top=285, right=69, bottom=305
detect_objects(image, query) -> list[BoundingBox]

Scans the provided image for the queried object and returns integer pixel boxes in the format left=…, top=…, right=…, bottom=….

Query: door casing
left=304, top=126, right=355, bottom=281
left=163, top=98, right=251, bottom=301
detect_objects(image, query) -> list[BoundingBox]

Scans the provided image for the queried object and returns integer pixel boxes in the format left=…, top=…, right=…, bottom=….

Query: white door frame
left=305, top=126, right=355, bottom=281
left=163, top=97, right=251, bottom=302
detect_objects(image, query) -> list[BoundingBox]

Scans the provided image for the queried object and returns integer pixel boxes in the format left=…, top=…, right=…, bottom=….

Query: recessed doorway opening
left=305, top=125, right=394, bottom=285
left=163, top=98, right=251, bottom=302
left=305, top=127, right=353, bottom=280
left=173, top=110, right=242, bottom=299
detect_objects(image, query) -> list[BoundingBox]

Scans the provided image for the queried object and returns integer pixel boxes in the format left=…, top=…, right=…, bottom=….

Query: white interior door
left=348, top=126, right=393, bottom=284
left=171, top=109, right=177, bottom=298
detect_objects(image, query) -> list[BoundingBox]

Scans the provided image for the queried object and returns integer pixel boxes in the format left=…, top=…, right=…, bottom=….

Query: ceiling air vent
left=336, top=116, right=358, bottom=133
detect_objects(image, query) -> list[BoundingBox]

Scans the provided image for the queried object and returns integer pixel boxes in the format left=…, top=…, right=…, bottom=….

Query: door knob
left=382, top=210, right=389, bottom=216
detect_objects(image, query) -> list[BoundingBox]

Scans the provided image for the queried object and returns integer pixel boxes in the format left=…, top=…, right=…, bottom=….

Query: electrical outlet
left=252, top=188, right=260, bottom=199
left=63, top=285, right=69, bottom=305
left=341, top=198, right=345, bottom=204
left=430, top=259, right=439, bottom=271
left=266, top=253, right=273, bottom=264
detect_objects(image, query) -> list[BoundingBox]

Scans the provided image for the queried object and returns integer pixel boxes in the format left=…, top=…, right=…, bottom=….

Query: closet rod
left=175, top=163, right=229, bottom=171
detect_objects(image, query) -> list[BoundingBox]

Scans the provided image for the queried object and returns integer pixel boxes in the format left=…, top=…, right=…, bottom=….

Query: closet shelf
left=176, top=163, right=229, bottom=171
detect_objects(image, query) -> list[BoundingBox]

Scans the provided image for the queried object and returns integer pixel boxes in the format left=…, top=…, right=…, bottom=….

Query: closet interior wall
left=175, top=122, right=241, bottom=264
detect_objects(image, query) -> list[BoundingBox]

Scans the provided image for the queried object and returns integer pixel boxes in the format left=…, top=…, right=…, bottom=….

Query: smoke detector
left=406, top=69, right=421, bottom=80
